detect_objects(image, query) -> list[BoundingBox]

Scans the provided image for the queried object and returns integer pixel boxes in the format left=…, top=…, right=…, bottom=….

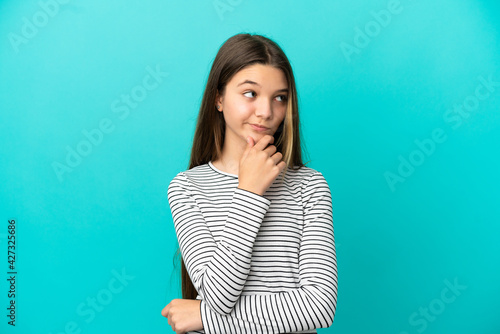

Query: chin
left=247, top=132, right=275, bottom=143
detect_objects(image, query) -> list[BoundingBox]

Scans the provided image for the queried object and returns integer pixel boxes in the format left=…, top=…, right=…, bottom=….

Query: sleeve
left=199, top=172, right=338, bottom=334
left=167, top=172, right=271, bottom=315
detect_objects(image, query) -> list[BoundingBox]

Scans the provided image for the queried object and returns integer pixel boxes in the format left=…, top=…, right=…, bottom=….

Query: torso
left=181, top=161, right=318, bottom=294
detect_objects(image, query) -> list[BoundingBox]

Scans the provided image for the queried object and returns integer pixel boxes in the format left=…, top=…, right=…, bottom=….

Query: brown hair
left=178, top=33, right=308, bottom=299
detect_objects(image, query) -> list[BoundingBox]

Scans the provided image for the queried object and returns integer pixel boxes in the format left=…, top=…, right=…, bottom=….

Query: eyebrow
left=237, top=80, right=288, bottom=93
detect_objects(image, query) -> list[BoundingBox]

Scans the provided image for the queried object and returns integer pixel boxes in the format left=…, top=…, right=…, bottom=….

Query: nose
left=255, top=98, right=273, bottom=119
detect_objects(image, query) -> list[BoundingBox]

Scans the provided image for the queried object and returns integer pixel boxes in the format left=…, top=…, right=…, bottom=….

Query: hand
left=161, top=299, right=202, bottom=334
left=238, top=134, right=287, bottom=196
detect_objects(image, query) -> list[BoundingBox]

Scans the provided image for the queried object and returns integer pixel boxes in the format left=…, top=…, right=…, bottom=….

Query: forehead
left=228, top=64, right=288, bottom=88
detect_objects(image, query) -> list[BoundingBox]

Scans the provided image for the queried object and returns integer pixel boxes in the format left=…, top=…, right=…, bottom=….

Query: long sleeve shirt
left=167, top=161, right=338, bottom=333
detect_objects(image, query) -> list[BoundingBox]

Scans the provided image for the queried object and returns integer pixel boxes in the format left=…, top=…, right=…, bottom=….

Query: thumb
left=246, top=136, right=255, bottom=147
left=241, top=136, right=254, bottom=162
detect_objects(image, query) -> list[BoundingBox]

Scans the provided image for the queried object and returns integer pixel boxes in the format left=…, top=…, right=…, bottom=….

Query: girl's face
left=216, top=64, right=288, bottom=147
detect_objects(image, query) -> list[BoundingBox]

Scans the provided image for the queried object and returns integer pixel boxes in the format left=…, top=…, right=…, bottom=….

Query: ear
left=215, top=91, right=223, bottom=110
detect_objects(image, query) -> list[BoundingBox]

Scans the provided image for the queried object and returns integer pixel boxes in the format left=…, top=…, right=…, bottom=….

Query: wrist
left=237, top=184, right=264, bottom=196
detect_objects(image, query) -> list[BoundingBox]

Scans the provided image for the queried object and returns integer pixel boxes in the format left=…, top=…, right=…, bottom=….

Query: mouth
left=249, top=123, right=269, bottom=131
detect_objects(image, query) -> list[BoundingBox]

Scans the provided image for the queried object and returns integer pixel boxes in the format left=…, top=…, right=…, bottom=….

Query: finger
left=263, top=144, right=277, bottom=156
left=276, top=160, right=287, bottom=173
left=253, top=135, right=275, bottom=151
left=241, top=136, right=255, bottom=162
left=161, top=305, right=170, bottom=318
left=271, top=151, right=283, bottom=165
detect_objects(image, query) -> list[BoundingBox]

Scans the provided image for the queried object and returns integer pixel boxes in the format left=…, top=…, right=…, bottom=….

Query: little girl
left=162, top=33, right=338, bottom=334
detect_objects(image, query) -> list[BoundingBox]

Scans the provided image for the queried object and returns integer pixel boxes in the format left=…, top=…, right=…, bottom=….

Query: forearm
left=169, top=173, right=271, bottom=314
left=201, top=278, right=337, bottom=333
left=200, top=298, right=278, bottom=334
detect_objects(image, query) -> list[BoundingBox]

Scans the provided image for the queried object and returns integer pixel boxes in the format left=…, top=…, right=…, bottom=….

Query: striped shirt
left=167, top=161, right=338, bottom=333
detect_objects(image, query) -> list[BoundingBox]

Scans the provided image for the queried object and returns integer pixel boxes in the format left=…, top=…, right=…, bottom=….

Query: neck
left=214, top=131, right=248, bottom=175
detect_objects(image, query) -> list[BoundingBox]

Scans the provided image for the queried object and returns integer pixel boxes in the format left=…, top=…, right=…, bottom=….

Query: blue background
left=1, top=0, right=499, bottom=333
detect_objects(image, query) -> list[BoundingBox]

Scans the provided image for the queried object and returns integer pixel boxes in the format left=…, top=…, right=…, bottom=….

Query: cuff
left=200, top=299, right=211, bottom=334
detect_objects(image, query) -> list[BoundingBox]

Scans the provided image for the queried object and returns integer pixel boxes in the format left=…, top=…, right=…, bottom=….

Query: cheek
left=227, top=100, right=253, bottom=118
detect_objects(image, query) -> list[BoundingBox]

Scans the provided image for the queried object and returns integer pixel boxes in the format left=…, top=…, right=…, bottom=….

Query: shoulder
left=283, top=164, right=329, bottom=189
left=169, top=163, right=207, bottom=181
left=168, top=164, right=202, bottom=186
left=167, top=163, right=217, bottom=195
left=284, top=165, right=331, bottom=207
left=286, top=166, right=332, bottom=211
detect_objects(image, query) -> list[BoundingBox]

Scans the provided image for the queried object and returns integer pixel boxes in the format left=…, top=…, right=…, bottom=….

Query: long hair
left=179, top=33, right=308, bottom=299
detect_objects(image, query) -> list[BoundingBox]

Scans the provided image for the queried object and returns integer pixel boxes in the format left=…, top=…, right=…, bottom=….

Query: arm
left=199, top=172, right=338, bottom=334
left=168, top=172, right=271, bottom=315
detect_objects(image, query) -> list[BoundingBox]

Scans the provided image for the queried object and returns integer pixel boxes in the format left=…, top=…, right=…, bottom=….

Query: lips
left=250, top=123, right=269, bottom=131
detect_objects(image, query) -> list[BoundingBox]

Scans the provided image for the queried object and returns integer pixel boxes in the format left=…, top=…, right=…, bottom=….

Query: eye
left=276, top=95, right=288, bottom=103
left=243, top=91, right=256, bottom=98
